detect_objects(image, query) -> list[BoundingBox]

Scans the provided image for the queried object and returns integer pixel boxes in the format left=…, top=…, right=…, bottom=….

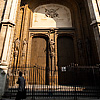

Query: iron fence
left=5, top=65, right=100, bottom=100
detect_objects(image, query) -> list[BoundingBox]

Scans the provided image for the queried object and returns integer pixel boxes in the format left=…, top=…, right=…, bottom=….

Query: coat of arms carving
left=45, top=8, right=59, bottom=18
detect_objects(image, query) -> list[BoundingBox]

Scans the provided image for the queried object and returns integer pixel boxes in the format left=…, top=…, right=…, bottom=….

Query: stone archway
left=27, top=3, right=76, bottom=85
left=9, top=0, right=97, bottom=86
left=16, top=1, right=93, bottom=68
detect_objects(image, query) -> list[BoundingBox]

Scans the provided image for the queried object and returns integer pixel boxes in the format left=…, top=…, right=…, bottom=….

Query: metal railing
left=5, top=65, right=100, bottom=100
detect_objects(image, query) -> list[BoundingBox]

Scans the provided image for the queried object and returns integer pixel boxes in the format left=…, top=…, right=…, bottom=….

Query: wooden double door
left=30, top=35, right=75, bottom=85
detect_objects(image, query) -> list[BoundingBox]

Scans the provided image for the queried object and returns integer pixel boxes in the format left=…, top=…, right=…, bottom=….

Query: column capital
left=1, top=20, right=15, bottom=26
left=0, top=61, right=8, bottom=66
left=90, top=20, right=100, bottom=26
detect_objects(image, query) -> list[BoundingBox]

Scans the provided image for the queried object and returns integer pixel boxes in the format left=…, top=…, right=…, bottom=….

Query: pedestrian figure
left=15, top=71, right=26, bottom=100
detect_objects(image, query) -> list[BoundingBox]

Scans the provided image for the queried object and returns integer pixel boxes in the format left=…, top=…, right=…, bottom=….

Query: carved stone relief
left=45, top=8, right=59, bottom=18
left=32, top=4, right=72, bottom=28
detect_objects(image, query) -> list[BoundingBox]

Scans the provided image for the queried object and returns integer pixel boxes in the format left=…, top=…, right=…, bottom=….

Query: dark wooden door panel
left=57, top=36, right=75, bottom=85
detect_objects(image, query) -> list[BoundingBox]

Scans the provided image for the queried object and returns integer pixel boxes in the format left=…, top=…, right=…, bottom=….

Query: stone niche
left=32, top=4, right=72, bottom=28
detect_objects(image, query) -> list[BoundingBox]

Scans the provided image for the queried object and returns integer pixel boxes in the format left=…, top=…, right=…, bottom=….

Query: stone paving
left=0, top=97, right=100, bottom=100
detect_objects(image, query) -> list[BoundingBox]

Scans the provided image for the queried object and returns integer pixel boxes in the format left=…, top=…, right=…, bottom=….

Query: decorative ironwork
left=5, top=65, right=100, bottom=99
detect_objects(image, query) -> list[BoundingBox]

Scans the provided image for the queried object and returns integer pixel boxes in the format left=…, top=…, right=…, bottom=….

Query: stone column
left=1, top=25, right=13, bottom=64
left=3, top=0, right=13, bottom=21
left=54, top=31, right=58, bottom=85
left=97, top=0, right=100, bottom=12
left=92, top=0, right=100, bottom=22
left=87, top=0, right=100, bottom=61
left=0, top=0, right=19, bottom=65
left=9, top=0, right=19, bottom=23
left=20, top=5, right=31, bottom=67
left=0, top=25, right=8, bottom=60
left=0, top=0, right=21, bottom=96
left=49, top=29, right=58, bottom=85
left=27, top=33, right=33, bottom=66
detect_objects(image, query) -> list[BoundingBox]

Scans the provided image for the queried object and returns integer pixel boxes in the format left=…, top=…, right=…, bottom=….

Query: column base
left=49, top=70, right=58, bottom=85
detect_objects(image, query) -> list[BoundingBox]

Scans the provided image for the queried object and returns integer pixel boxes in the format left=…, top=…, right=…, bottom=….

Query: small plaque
left=61, top=66, right=66, bottom=72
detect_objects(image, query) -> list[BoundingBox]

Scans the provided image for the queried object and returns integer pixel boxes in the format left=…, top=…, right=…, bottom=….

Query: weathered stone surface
left=0, top=0, right=100, bottom=98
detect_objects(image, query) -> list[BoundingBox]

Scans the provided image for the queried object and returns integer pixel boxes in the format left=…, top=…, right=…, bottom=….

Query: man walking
left=15, top=71, right=26, bottom=100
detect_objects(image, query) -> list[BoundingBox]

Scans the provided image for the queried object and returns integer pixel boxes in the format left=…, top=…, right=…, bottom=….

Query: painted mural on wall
left=32, top=4, right=72, bottom=28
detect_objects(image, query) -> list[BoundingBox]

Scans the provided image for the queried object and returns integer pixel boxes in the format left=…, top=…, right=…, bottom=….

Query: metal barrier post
left=74, top=64, right=77, bottom=100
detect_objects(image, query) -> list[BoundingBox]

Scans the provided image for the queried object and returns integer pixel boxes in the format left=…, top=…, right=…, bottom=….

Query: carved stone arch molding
left=30, top=33, right=50, bottom=39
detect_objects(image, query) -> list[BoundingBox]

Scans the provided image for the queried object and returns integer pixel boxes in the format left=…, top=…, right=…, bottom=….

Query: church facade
left=0, top=0, right=100, bottom=96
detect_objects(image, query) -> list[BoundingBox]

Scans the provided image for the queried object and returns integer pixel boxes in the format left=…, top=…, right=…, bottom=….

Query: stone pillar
left=3, top=0, right=13, bottom=21
left=0, top=24, right=15, bottom=66
left=27, top=33, right=32, bottom=66
left=97, top=0, right=100, bottom=12
left=49, top=29, right=58, bottom=85
left=1, top=25, right=12, bottom=64
left=9, top=0, right=19, bottom=23
left=0, top=0, right=21, bottom=96
left=0, top=25, right=8, bottom=60
left=20, top=5, right=31, bottom=67
left=0, top=24, right=11, bottom=97
left=91, top=0, right=100, bottom=22
left=54, top=31, right=58, bottom=85
left=87, top=0, right=100, bottom=61
left=0, top=0, right=19, bottom=64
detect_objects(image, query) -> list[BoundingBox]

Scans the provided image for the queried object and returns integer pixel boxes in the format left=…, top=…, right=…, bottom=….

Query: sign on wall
left=32, top=4, right=72, bottom=28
